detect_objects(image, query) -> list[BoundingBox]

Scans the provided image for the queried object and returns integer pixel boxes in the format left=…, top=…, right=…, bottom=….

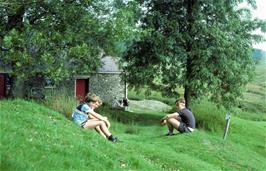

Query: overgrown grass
left=43, top=88, right=77, bottom=119
left=191, top=99, right=226, bottom=132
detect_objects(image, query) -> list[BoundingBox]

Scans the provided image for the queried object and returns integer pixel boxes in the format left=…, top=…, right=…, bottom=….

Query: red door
left=0, top=74, right=6, bottom=99
left=75, top=79, right=88, bottom=102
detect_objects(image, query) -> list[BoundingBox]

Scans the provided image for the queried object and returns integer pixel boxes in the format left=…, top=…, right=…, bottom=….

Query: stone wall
left=89, top=73, right=126, bottom=104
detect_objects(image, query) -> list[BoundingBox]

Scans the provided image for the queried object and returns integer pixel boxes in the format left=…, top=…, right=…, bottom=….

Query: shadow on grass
left=96, top=105, right=163, bottom=126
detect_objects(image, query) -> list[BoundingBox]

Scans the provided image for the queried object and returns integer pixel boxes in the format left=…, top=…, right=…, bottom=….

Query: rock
left=129, top=99, right=171, bottom=112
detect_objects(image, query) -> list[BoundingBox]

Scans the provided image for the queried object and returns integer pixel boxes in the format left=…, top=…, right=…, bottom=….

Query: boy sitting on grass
left=72, top=93, right=118, bottom=142
left=160, top=98, right=195, bottom=135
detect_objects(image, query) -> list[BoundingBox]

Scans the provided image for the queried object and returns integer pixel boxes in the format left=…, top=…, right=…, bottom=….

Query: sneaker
left=109, top=136, right=119, bottom=142
left=165, top=132, right=175, bottom=136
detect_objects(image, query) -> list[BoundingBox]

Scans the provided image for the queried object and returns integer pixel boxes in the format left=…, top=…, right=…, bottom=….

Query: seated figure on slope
left=72, top=93, right=118, bottom=142
left=160, top=98, right=196, bottom=135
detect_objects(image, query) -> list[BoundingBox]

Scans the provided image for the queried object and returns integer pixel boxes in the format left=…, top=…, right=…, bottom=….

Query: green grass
left=239, top=57, right=266, bottom=118
left=43, top=88, right=78, bottom=119
left=1, top=99, right=266, bottom=171
left=128, top=87, right=176, bottom=105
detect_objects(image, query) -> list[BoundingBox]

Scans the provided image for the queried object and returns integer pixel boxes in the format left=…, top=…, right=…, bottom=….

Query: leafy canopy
left=122, top=0, right=265, bottom=108
left=0, top=0, right=139, bottom=82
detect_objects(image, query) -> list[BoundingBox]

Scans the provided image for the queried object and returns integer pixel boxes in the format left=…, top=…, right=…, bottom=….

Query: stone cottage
left=75, top=55, right=127, bottom=105
left=0, top=51, right=127, bottom=104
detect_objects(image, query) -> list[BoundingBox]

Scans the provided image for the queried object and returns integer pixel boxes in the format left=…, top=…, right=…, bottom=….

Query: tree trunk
left=7, top=76, right=16, bottom=98
left=184, top=85, right=191, bottom=109
left=6, top=6, right=47, bottom=100
left=184, top=56, right=193, bottom=109
left=5, top=6, right=26, bottom=99
left=7, top=6, right=25, bottom=31
left=184, top=0, right=196, bottom=109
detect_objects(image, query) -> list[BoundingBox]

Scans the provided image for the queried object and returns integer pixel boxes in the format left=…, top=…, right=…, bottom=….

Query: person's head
left=95, top=98, right=103, bottom=108
left=84, top=93, right=100, bottom=109
left=175, top=98, right=186, bottom=110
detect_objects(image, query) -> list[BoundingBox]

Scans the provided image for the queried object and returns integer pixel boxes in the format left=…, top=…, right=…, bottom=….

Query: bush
left=43, top=88, right=77, bottom=119
left=191, top=99, right=226, bottom=132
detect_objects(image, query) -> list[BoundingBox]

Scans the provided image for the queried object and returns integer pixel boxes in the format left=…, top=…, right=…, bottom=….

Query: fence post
left=223, top=113, right=231, bottom=140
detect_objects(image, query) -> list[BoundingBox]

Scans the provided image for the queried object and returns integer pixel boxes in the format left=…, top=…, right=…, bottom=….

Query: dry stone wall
left=89, top=73, right=125, bottom=104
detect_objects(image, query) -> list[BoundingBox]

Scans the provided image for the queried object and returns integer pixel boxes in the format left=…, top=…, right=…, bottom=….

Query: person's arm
left=161, top=112, right=179, bottom=120
left=168, top=112, right=179, bottom=118
left=88, top=114, right=96, bottom=119
left=160, top=112, right=179, bottom=125
left=89, top=110, right=106, bottom=120
left=89, top=111, right=110, bottom=128
left=104, top=119, right=111, bottom=128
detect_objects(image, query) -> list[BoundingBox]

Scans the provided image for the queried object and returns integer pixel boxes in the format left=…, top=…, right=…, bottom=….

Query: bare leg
left=167, top=118, right=181, bottom=131
left=89, top=117, right=111, bottom=128
left=95, top=126, right=107, bottom=139
left=87, top=118, right=107, bottom=138
left=83, top=120, right=112, bottom=138
left=104, top=120, right=111, bottom=128
left=97, top=121, right=112, bottom=137
left=167, top=122, right=174, bottom=133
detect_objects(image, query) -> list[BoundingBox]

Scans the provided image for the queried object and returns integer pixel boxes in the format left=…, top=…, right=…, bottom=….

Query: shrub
left=43, top=88, right=77, bottom=119
left=191, top=99, right=226, bottom=132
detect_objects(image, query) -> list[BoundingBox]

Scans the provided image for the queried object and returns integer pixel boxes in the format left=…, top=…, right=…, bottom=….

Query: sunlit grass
left=1, top=97, right=265, bottom=171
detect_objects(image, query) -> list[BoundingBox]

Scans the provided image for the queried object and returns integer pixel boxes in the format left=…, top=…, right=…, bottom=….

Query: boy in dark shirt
left=160, top=98, right=195, bottom=135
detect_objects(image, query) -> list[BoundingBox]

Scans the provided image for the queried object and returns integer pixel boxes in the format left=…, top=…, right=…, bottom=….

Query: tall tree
left=0, top=0, right=138, bottom=99
left=122, top=0, right=266, bottom=108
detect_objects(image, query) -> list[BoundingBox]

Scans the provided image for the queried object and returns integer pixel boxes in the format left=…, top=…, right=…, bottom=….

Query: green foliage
left=0, top=0, right=140, bottom=88
left=122, top=0, right=266, bottom=109
left=127, top=56, right=266, bottom=128
left=0, top=0, right=142, bottom=99
left=1, top=1, right=99, bottom=80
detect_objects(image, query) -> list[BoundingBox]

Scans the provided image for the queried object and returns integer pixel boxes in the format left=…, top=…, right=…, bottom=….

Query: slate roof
left=98, top=55, right=122, bottom=73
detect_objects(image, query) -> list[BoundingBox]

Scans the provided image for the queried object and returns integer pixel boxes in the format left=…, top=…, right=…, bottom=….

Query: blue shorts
left=72, top=109, right=88, bottom=126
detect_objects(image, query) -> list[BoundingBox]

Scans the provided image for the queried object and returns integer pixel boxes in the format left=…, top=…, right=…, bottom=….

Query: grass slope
left=240, top=56, right=266, bottom=117
left=1, top=99, right=266, bottom=171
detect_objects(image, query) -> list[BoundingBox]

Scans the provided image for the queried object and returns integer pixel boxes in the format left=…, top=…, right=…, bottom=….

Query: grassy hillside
left=239, top=56, right=266, bottom=120
left=1, top=53, right=265, bottom=171
left=1, top=99, right=265, bottom=171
